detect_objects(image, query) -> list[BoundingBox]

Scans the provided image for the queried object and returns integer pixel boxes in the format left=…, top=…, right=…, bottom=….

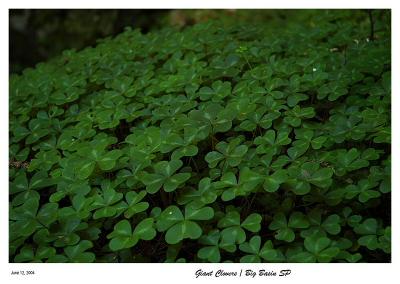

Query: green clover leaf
left=218, top=211, right=262, bottom=245
left=107, top=218, right=156, bottom=251
left=304, top=236, right=340, bottom=262
left=139, top=159, right=191, bottom=193
left=269, top=212, right=309, bottom=242
left=156, top=204, right=214, bottom=244
left=205, top=138, right=248, bottom=168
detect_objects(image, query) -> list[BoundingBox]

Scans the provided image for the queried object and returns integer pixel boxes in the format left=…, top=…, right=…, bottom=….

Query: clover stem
left=190, top=156, right=199, bottom=173
left=160, top=190, right=169, bottom=207
left=210, top=126, right=215, bottom=151
left=243, top=54, right=253, bottom=70
left=256, top=125, right=263, bottom=136
left=151, top=234, right=164, bottom=254
left=245, top=190, right=258, bottom=216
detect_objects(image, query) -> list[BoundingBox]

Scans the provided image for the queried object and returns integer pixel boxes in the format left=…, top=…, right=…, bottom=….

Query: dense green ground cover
left=9, top=10, right=390, bottom=262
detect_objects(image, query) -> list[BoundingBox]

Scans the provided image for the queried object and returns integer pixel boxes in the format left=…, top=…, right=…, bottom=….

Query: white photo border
left=1, top=1, right=397, bottom=283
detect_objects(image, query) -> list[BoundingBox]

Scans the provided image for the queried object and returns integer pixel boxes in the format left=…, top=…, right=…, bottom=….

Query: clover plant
left=9, top=10, right=390, bottom=263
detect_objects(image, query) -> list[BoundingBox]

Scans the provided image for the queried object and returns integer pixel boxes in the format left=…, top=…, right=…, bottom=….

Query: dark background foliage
left=10, top=9, right=379, bottom=73
left=9, top=9, right=167, bottom=73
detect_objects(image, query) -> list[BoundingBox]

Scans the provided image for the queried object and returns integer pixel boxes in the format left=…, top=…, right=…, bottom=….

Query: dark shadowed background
left=10, top=9, right=375, bottom=74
